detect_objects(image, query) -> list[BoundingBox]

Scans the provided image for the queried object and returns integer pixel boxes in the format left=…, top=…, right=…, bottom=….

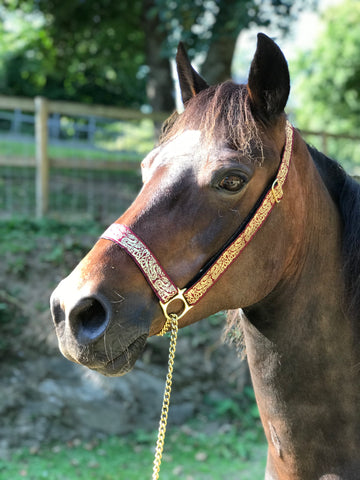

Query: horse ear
left=176, top=42, right=209, bottom=105
left=247, top=33, right=290, bottom=121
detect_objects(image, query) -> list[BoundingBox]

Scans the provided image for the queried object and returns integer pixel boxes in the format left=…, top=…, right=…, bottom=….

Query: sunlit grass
left=0, top=424, right=267, bottom=480
left=0, top=118, right=156, bottom=163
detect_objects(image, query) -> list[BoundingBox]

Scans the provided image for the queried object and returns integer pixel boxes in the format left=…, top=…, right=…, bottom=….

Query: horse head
left=50, top=34, right=295, bottom=376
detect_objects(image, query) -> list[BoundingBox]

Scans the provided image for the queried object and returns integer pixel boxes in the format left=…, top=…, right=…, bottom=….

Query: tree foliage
left=144, top=0, right=316, bottom=84
left=293, top=0, right=360, bottom=135
left=0, top=0, right=315, bottom=109
left=0, top=0, right=147, bottom=107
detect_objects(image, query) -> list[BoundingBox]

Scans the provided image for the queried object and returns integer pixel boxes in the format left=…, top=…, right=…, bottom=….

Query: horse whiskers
left=78, top=344, right=90, bottom=363
left=229, top=208, right=241, bottom=216
left=103, top=330, right=113, bottom=363
left=111, top=291, right=125, bottom=304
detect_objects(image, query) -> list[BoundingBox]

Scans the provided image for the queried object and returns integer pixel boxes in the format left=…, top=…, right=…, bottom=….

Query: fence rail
left=1, top=94, right=359, bottom=220
left=0, top=95, right=169, bottom=218
left=0, top=94, right=168, bottom=121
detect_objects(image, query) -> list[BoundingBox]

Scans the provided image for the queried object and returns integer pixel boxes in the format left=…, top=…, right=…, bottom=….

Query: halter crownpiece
left=101, top=121, right=294, bottom=332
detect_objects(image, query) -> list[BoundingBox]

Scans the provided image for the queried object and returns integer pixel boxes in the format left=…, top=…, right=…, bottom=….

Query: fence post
left=35, top=96, right=49, bottom=218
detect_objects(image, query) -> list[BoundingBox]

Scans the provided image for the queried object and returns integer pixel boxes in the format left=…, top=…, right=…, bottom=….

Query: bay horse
left=50, top=34, right=360, bottom=479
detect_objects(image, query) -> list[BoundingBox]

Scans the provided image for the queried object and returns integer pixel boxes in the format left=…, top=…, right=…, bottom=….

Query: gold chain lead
left=152, top=314, right=179, bottom=480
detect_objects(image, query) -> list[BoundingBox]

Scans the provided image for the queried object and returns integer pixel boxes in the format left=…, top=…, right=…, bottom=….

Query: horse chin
left=93, top=333, right=148, bottom=377
left=57, top=332, right=148, bottom=377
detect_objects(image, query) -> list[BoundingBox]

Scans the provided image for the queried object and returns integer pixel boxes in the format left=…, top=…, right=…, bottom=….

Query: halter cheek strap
left=101, top=121, right=294, bottom=331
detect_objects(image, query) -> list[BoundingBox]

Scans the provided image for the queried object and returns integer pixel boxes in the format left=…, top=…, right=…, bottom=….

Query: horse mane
left=224, top=146, right=360, bottom=354
left=160, top=81, right=263, bottom=161
left=308, top=145, right=360, bottom=320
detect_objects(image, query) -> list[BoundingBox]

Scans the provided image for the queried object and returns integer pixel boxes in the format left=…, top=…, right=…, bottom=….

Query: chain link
left=152, top=314, right=179, bottom=480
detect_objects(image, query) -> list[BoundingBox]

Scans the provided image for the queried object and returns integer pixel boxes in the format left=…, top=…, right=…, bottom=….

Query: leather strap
left=101, top=223, right=178, bottom=304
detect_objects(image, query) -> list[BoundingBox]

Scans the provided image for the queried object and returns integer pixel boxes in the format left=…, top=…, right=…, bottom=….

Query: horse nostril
left=69, top=296, right=110, bottom=344
left=50, top=293, right=65, bottom=327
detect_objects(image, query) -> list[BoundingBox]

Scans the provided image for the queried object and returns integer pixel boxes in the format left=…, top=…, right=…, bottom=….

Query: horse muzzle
left=50, top=277, right=150, bottom=376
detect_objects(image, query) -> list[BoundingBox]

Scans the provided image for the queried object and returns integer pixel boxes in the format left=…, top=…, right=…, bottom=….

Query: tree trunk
left=200, top=35, right=237, bottom=85
left=142, top=1, right=174, bottom=113
left=200, top=0, right=243, bottom=85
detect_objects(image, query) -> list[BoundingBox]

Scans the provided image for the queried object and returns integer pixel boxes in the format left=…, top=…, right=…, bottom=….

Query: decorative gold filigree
left=101, top=224, right=178, bottom=303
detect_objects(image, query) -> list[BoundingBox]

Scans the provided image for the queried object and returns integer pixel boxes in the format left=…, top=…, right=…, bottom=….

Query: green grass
left=0, top=218, right=101, bottom=279
left=0, top=118, right=156, bottom=163
left=0, top=162, right=142, bottom=221
left=0, top=137, right=144, bottom=163
left=0, top=424, right=267, bottom=480
left=0, top=217, right=101, bottom=253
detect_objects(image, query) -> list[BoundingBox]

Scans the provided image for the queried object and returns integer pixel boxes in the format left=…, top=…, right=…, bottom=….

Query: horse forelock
left=160, top=81, right=264, bottom=162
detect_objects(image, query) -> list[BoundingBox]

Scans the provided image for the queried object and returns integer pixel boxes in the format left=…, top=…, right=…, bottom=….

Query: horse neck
left=242, top=136, right=360, bottom=479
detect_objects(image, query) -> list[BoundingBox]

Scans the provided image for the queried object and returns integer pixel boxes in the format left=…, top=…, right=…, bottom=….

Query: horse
left=50, top=33, right=360, bottom=479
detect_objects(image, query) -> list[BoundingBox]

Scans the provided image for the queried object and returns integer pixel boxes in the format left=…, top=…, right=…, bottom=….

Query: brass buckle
left=271, top=179, right=283, bottom=204
left=159, top=288, right=193, bottom=322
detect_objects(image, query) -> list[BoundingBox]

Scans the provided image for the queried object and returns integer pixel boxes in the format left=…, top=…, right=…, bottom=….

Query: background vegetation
left=0, top=421, right=267, bottom=480
left=0, top=217, right=266, bottom=479
left=0, top=0, right=315, bottom=111
left=293, top=0, right=360, bottom=136
left=1, top=0, right=360, bottom=479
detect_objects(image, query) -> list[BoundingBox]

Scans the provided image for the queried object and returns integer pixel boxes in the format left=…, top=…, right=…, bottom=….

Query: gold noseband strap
left=101, top=223, right=178, bottom=304
left=101, top=121, right=294, bottom=328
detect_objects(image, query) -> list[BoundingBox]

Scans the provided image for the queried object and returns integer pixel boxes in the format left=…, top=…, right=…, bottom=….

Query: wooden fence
left=0, top=95, right=168, bottom=218
left=0, top=94, right=359, bottom=219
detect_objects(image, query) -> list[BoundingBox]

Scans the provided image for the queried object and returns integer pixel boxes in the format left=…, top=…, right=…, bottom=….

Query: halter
left=101, top=121, right=294, bottom=333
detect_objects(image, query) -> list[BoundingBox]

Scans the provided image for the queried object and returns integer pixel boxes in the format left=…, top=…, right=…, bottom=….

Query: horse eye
left=218, top=175, right=245, bottom=192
